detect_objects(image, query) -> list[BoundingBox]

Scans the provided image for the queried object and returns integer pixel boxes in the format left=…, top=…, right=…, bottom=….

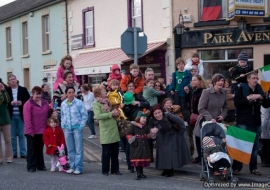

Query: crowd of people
left=0, top=51, right=270, bottom=180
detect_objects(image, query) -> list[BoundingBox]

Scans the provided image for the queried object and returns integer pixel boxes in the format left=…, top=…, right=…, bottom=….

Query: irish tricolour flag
left=260, top=64, right=270, bottom=91
left=226, top=126, right=256, bottom=164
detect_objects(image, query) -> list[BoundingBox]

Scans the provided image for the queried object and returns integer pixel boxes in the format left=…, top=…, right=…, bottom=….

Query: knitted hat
left=137, top=108, right=149, bottom=117
left=202, top=136, right=216, bottom=147
left=238, top=51, right=248, bottom=62
left=124, top=92, right=134, bottom=105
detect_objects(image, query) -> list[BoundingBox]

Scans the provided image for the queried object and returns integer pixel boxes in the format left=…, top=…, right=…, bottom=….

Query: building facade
left=44, top=0, right=174, bottom=87
left=0, top=0, right=67, bottom=90
left=172, top=0, right=270, bottom=81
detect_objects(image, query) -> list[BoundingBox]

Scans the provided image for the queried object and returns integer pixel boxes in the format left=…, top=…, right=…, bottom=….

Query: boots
left=135, top=167, right=141, bottom=180
left=140, top=167, right=147, bottom=178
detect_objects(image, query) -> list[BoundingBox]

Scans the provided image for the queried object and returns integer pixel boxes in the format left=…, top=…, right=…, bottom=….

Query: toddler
left=107, top=64, right=122, bottom=89
left=185, top=53, right=204, bottom=76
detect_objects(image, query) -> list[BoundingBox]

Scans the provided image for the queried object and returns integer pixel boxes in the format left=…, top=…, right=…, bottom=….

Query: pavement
left=83, top=124, right=270, bottom=183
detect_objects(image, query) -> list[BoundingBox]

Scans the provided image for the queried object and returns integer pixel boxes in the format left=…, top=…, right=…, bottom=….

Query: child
left=126, top=110, right=152, bottom=180
left=230, top=51, right=264, bottom=99
left=190, top=65, right=199, bottom=76
left=170, top=57, right=192, bottom=125
left=120, top=64, right=144, bottom=95
left=163, top=98, right=184, bottom=119
left=143, top=79, right=165, bottom=107
left=43, top=117, right=65, bottom=172
left=53, top=55, right=79, bottom=91
left=185, top=53, right=204, bottom=76
left=203, top=136, right=231, bottom=176
left=107, top=64, right=122, bottom=88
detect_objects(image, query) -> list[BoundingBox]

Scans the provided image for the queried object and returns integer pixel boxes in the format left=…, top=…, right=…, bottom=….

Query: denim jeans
left=232, top=125, right=261, bottom=172
left=87, top=111, right=96, bottom=135
left=11, top=114, right=26, bottom=156
left=64, top=128, right=84, bottom=172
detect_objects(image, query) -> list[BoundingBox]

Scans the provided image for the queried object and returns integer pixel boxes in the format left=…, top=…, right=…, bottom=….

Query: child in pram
left=203, top=136, right=231, bottom=176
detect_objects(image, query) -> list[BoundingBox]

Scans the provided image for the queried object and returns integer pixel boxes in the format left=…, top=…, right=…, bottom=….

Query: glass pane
left=227, top=48, right=253, bottom=59
left=201, top=50, right=225, bottom=60
left=46, top=34, right=49, bottom=50
left=200, top=0, right=226, bottom=21
left=133, top=7, right=141, bottom=16
left=133, top=17, right=142, bottom=29
left=25, top=23, right=28, bottom=38
left=25, top=39, right=28, bottom=54
left=85, top=11, right=93, bottom=27
left=45, top=16, right=49, bottom=32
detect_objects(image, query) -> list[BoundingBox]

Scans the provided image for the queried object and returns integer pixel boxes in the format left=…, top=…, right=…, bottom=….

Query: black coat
left=230, top=64, right=253, bottom=83
left=234, top=84, right=270, bottom=127
left=6, top=86, right=30, bottom=120
left=190, top=88, right=204, bottom=114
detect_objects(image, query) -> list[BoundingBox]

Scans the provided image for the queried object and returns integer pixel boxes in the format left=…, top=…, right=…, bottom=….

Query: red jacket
left=108, top=64, right=122, bottom=87
left=43, top=126, right=65, bottom=155
left=120, top=72, right=144, bottom=94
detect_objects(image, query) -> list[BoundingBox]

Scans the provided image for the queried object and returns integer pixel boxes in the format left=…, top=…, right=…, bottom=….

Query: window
left=82, top=7, right=95, bottom=47
left=199, top=0, right=227, bottom=21
left=42, top=15, right=50, bottom=52
left=22, top=22, right=28, bottom=55
left=128, top=0, right=143, bottom=30
left=201, top=48, right=253, bottom=79
left=6, top=27, right=12, bottom=58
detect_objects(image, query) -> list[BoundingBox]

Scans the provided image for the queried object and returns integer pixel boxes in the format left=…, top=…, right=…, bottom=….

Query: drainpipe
left=65, top=0, right=69, bottom=54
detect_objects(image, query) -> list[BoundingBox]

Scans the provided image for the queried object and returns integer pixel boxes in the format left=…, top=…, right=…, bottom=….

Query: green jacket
left=143, top=86, right=162, bottom=107
left=93, top=101, right=120, bottom=144
left=0, top=90, right=11, bottom=125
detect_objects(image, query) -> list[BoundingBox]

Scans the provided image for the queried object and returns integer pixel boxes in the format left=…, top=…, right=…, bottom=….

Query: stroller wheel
left=220, top=175, right=228, bottom=181
left=207, top=178, right=215, bottom=184
left=230, top=177, right=239, bottom=186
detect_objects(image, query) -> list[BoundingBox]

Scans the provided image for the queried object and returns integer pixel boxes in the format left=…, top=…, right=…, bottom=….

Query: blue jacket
left=170, top=70, right=192, bottom=97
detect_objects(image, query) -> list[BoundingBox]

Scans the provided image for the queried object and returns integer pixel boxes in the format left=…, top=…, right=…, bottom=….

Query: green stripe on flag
left=227, top=126, right=256, bottom=143
left=260, top=64, right=270, bottom=72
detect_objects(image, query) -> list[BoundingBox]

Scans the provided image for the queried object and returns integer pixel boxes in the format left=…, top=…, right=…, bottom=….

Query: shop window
left=201, top=49, right=253, bottom=80
left=264, top=54, right=270, bottom=66
left=128, top=0, right=143, bottom=30
left=199, top=0, right=227, bottom=21
left=82, top=7, right=95, bottom=48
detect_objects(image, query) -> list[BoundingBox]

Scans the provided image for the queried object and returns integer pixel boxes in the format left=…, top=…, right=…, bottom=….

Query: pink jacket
left=23, top=98, right=52, bottom=135
left=53, top=66, right=78, bottom=90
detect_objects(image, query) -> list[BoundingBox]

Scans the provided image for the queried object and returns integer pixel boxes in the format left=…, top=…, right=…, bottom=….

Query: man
left=53, top=71, right=82, bottom=114
left=6, top=74, right=30, bottom=158
left=232, top=71, right=270, bottom=176
left=144, top=68, right=154, bottom=80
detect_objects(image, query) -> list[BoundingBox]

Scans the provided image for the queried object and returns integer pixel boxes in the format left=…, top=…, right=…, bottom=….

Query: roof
left=73, top=42, right=166, bottom=68
left=0, top=0, right=62, bottom=23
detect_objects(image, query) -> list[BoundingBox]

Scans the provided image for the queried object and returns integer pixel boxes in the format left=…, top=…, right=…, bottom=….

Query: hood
left=112, top=64, right=120, bottom=72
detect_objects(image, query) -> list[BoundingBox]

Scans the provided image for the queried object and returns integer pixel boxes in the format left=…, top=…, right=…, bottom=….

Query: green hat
left=124, top=92, right=134, bottom=105
left=137, top=109, right=148, bottom=117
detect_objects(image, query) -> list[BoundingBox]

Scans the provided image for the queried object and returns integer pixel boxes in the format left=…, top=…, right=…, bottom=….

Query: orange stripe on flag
left=227, top=146, right=251, bottom=164
left=261, top=81, right=270, bottom=92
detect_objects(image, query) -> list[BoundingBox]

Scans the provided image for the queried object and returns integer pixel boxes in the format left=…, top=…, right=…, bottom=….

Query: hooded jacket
left=108, top=64, right=122, bottom=86
left=185, top=58, right=204, bottom=76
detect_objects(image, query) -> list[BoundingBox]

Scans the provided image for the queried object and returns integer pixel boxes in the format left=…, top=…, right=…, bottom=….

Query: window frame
left=127, top=0, right=144, bottom=30
left=42, top=15, right=50, bottom=52
left=22, top=22, right=28, bottom=56
left=82, top=7, right=95, bottom=48
left=6, top=27, right=12, bottom=58
left=198, top=0, right=227, bottom=22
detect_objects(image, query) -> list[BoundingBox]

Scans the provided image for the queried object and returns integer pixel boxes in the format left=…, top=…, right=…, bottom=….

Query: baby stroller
left=199, top=122, right=239, bottom=185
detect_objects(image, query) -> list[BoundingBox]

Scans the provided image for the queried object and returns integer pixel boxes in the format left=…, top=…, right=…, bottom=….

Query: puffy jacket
left=108, top=64, right=122, bottom=87
left=185, top=58, right=204, bottom=76
left=120, top=72, right=144, bottom=94
left=170, top=70, right=192, bottom=97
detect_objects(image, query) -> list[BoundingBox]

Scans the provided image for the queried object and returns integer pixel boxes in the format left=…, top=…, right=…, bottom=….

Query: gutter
left=0, top=0, right=63, bottom=24
left=65, top=0, right=69, bottom=54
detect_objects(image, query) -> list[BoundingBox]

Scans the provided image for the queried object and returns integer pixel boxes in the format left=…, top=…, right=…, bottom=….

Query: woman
left=143, top=79, right=165, bottom=107
left=80, top=84, right=96, bottom=139
left=154, top=81, right=167, bottom=104
left=23, top=86, right=53, bottom=172
left=92, top=85, right=122, bottom=176
left=193, top=74, right=228, bottom=162
left=223, top=78, right=235, bottom=124
left=41, top=84, right=51, bottom=103
left=0, top=83, right=13, bottom=164
left=61, top=86, right=88, bottom=175
left=185, top=75, right=206, bottom=163
left=148, top=104, right=190, bottom=177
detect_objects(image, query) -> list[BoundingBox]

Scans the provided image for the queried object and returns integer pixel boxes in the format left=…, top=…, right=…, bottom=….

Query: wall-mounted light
left=29, top=12, right=34, bottom=17
left=237, top=17, right=247, bottom=30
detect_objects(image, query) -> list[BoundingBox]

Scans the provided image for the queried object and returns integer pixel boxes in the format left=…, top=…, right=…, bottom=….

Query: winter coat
left=120, top=72, right=144, bottom=94
left=0, top=90, right=11, bottom=125
left=42, top=91, right=52, bottom=103
left=23, top=98, right=52, bottom=135
left=6, top=85, right=30, bottom=120
left=93, top=101, right=120, bottom=144
left=194, top=86, right=228, bottom=137
left=190, top=88, right=204, bottom=114
left=170, top=70, right=192, bottom=97
left=43, top=126, right=65, bottom=155
left=107, top=64, right=122, bottom=86
left=230, top=64, right=253, bottom=84
left=203, top=143, right=226, bottom=161
left=53, top=66, right=78, bottom=90
left=143, top=86, right=163, bottom=107
left=126, top=122, right=151, bottom=160
left=261, top=106, right=270, bottom=139
left=185, top=58, right=204, bottom=76
left=148, top=112, right=191, bottom=169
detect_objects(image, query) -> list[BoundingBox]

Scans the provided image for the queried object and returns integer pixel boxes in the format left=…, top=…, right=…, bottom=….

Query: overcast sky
left=0, top=0, right=16, bottom=7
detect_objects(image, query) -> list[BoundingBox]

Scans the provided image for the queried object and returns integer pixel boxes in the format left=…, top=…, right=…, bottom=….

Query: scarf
left=95, top=97, right=110, bottom=112
left=192, top=60, right=199, bottom=66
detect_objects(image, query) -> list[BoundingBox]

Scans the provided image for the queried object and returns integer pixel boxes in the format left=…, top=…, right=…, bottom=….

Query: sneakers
left=74, top=170, right=82, bottom=175
left=50, top=167, right=56, bottom=172
left=213, top=171, right=221, bottom=176
left=66, top=169, right=75, bottom=174
left=88, top=135, right=97, bottom=139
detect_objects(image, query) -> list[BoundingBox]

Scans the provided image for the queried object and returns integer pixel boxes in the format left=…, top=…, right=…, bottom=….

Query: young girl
left=185, top=53, right=204, bottom=76
left=163, top=98, right=184, bottom=119
left=53, top=55, right=79, bottom=90
left=126, top=110, right=153, bottom=180
left=107, top=64, right=122, bottom=89
left=143, top=79, right=165, bottom=107
left=43, top=117, right=65, bottom=172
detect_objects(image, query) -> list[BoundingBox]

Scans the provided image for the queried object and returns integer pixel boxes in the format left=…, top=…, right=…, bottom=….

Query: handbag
left=190, top=113, right=199, bottom=126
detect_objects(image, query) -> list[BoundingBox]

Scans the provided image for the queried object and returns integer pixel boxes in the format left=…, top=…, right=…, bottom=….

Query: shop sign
left=181, top=25, right=270, bottom=48
left=228, top=0, right=265, bottom=19
left=71, top=34, right=83, bottom=50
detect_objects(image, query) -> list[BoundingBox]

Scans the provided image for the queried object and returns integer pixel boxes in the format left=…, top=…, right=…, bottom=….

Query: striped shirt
left=12, top=87, right=20, bottom=115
